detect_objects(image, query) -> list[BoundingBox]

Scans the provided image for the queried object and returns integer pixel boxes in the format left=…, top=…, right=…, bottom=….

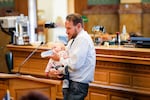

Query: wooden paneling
left=0, top=73, right=61, bottom=100
left=119, top=14, right=142, bottom=33
left=89, top=46, right=150, bottom=100
left=0, top=80, right=8, bottom=100
left=111, top=96, right=130, bottom=100
left=9, top=78, right=52, bottom=100
left=119, top=3, right=142, bottom=34
left=143, top=13, right=150, bottom=37
left=86, top=14, right=119, bottom=34
left=110, top=72, right=131, bottom=87
left=0, top=31, right=10, bottom=73
left=133, top=75, right=150, bottom=89
left=14, top=0, right=28, bottom=16
left=142, top=3, right=150, bottom=37
left=7, top=46, right=49, bottom=76
left=74, top=0, right=87, bottom=14
left=83, top=5, right=119, bottom=34
left=6, top=45, right=150, bottom=100
left=94, top=70, right=108, bottom=84
left=90, top=92, right=108, bottom=100
left=82, top=3, right=150, bottom=37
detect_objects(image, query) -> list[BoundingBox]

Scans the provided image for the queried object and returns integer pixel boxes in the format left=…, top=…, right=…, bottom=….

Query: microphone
left=16, top=42, right=44, bottom=75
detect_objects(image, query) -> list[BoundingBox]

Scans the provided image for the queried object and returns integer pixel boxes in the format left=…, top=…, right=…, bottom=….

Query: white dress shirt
left=60, top=29, right=96, bottom=83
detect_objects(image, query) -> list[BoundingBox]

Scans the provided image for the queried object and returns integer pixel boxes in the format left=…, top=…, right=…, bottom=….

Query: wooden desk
left=89, top=46, right=150, bottom=100
left=6, top=45, right=150, bottom=100
left=0, top=73, right=61, bottom=100
left=7, top=44, right=50, bottom=76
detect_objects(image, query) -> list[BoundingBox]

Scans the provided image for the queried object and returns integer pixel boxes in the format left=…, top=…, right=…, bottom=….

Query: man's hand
left=48, top=68, right=62, bottom=79
left=48, top=52, right=60, bottom=61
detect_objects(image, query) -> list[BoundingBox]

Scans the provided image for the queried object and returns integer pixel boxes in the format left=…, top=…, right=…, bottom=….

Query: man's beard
left=71, top=28, right=78, bottom=39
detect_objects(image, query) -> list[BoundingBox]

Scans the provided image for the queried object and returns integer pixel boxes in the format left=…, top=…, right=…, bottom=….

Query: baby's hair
left=53, top=42, right=66, bottom=50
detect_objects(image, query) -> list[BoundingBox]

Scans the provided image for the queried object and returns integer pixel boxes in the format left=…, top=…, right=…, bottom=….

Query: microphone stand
left=16, top=42, right=44, bottom=75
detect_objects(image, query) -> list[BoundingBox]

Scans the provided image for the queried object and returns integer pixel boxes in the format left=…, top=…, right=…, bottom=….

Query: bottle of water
left=15, top=14, right=30, bottom=45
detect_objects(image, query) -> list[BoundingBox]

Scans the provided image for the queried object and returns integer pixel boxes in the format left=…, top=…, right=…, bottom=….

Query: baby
left=44, top=42, right=69, bottom=88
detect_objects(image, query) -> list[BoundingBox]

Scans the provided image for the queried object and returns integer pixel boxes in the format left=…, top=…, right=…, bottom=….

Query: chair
left=5, top=52, right=13, bottom=73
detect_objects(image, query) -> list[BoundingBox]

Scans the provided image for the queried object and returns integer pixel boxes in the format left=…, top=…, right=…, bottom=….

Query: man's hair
left=66, top=13, right=84, bottom=27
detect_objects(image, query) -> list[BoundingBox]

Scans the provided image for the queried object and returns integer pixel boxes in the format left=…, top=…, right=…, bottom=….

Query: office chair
left=5, top=52, right=13, bottom=73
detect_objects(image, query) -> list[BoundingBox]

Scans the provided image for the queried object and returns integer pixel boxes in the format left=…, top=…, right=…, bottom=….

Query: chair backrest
left=5, top=52, right=13, bottom=73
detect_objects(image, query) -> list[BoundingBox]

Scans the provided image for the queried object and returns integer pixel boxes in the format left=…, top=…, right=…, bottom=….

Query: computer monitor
left=130, top=37, right=150, bottom=48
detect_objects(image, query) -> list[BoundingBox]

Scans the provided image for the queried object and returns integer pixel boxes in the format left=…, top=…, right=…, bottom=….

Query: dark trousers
left=62, top=80, right=89, bottom=100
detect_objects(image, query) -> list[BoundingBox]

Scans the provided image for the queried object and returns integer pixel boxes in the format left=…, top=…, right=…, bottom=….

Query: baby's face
left=51, top=43, right=65, bottom=52
left=52, top=45, right=62, bottom=52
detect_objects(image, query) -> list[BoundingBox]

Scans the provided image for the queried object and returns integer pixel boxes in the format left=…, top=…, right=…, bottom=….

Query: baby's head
left=51, top=42, right=65, bottom=53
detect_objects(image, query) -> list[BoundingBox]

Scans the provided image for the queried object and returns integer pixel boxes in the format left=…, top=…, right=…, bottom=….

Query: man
left=48, top=13, right=96, bottom=100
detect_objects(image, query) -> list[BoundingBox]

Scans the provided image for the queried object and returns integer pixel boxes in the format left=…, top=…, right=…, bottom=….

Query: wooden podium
left=2, top=45, right=62, bottom=100
left=0, top=73, right=61, bottom=100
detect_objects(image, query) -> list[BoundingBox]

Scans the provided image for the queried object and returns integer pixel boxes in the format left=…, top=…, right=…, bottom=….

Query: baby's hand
left=47, top=68, right=59, bottom=78
left=57, top=74, right=64, bottom=79
left=45, top=72, right=49, bottom=77
left=49, top=52, right=60, bottom=61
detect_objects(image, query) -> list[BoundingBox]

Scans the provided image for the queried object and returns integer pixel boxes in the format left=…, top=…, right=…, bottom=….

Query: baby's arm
left=45, top=59, right=53, bottom=72
left=45, top=59, right=54, bottom=76
left=45, top=59, right=63, bottom=78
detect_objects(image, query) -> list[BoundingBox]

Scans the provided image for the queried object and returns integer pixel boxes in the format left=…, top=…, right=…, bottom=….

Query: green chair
left=5, top=52, right=13, bottom=73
